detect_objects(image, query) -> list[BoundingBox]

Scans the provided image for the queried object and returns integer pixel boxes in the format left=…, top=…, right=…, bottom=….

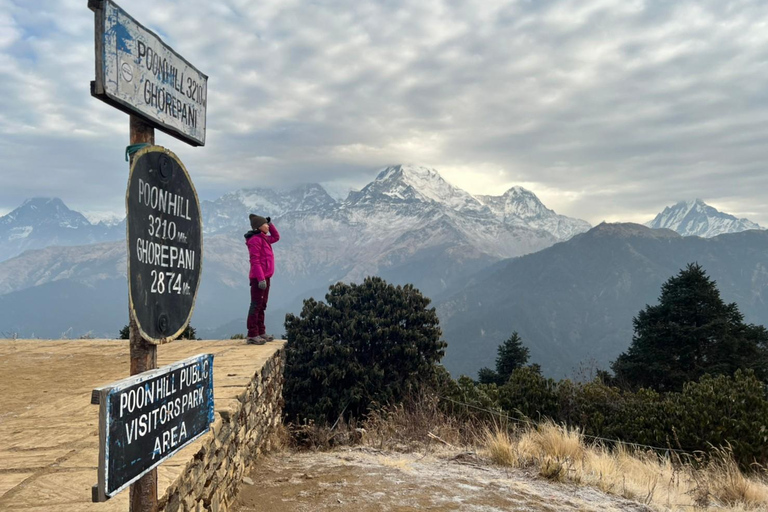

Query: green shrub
left=669, top=370, right=768, bottom=465
left=498, top=365, right=558, bottom=420
left=118, top=323, right=199, bottom=340
left=453, top=365, right=768, bottom=466
left=283, top=277, right=446, bottom=424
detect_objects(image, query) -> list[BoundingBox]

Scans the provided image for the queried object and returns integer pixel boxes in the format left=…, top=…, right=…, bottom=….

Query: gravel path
left=233, top=448, right=652, bottom=512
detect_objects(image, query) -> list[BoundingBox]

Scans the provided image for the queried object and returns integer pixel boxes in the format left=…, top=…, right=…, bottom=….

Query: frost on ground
left=233, top=447, right=651, bottom=512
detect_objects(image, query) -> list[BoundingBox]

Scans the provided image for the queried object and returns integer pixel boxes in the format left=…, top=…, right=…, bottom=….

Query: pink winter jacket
left=245, top=224, right=280, bottom=281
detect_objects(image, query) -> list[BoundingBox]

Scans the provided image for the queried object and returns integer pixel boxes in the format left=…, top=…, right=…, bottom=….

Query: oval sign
left=127, top=146, right=202, bottom=344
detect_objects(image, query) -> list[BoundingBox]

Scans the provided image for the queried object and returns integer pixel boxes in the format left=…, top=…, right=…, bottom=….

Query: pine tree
left=612, top=263, right=768, bottom=392
left=478, top=332, right=530, bottom=385
left=283, top=277, right=446, bottom=423
left=180, top=324, right=199, bottom=340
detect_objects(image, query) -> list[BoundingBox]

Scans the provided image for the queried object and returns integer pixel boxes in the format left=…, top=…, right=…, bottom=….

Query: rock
left=242, top=477, right=254, bottom=486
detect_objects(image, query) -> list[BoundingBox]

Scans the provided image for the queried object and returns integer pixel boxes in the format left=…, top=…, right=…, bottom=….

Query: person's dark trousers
left=247, top=277, right=271, bottom=337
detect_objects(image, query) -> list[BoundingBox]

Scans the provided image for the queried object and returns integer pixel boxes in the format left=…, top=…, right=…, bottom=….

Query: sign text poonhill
left=90, top=0, right=208, bottom=146
left=127, top=146, right=202, bottom=343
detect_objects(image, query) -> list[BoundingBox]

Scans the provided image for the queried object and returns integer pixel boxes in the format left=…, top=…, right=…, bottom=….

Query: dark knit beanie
left=249, top=214, right=268, bottom=230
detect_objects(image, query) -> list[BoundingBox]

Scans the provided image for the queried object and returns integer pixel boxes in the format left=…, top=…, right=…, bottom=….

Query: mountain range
left=1, top=166, right=766, bottom=379
left=0, top=198, right=125, bottom=262
left=0, top=165, right=589, bottom=339
left=438, top=224, right=768, bottom=378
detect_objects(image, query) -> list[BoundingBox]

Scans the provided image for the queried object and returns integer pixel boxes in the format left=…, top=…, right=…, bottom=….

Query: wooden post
left=128, top=115, right=158, bottom=512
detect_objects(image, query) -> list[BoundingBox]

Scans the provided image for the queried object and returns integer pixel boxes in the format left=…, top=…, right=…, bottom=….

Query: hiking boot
left=261, top=334, right=275, bottom=342
left=246, top=336, right=266, bottom=345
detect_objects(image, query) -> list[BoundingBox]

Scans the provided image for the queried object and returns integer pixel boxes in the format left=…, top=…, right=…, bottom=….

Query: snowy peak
left=82, top=211, right=124, bottom=227
left=0, top=197, right=125, bottom=262
left=477, top=186, right=551, bottom=222
left=200, top=183, right=337, bottom=234
left=476, top=187, right=590, bottom=241
left=0, top=197, right=91, bottom=229
left=346, top=164, right=486, bottom=214
left=231, top=183, right=336, bottom=216
left=646, top=199, right=763, bottom=238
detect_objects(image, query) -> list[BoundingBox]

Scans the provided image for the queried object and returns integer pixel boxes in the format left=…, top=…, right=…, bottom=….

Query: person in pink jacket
left=245, top=214, right=280, bottom=344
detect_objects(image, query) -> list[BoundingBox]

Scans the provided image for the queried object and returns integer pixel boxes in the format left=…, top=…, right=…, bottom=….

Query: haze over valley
left=1, top=165, right=765, bottom=378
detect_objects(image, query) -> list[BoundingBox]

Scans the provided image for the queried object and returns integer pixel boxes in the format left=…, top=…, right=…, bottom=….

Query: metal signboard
left=90, top=0, right=208, bottom=146
left=91, top=353, right=215, bottom=502
left=127, top=146, right=202, bottom=344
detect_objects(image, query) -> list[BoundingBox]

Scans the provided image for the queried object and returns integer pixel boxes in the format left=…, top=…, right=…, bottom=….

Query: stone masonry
left=160, top=347, right=284, bottom=512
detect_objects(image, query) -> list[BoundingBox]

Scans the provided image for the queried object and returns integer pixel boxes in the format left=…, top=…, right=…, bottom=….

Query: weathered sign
left=90, top=0, right=208, bottom=146
left=127, top=146, right=202, bottom=344
left=91, top=353, right=215, bottom=502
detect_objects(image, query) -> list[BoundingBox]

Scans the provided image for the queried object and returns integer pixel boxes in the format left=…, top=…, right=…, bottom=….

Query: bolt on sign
left=91, top=354, right=215, bottom=502
left=89, top=0, right=208, bottom=146
left=128, top=146, right=202, bottom=343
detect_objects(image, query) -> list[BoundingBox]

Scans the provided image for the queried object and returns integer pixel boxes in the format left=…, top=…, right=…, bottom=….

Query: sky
left=1, top=0, right=767, bottom=226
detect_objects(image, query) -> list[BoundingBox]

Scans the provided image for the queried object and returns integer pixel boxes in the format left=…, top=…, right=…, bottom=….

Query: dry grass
left=480, top=422, right=768, bottom=511
left=286, top=391, right=471, bottom=452
left=361, top=391, right=472, bottom=451
left=483, top=422, right=583, bottom=482
left=484, top=425, right=519, bottom=466
left=283, top=393, right=768, bottom=511
left=704, top=447, right=768, bottom=509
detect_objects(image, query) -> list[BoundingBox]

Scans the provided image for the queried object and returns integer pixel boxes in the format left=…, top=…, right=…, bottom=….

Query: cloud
left=1, top=0, right=767, bottom=226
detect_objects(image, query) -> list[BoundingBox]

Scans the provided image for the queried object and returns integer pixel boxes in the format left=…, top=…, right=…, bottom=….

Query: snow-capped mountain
left=476, top=186, right=591, bottom=241
left=0, top=164, right=590, bottom=338
left=2, top=197, right=91, bottom=229
left=82, top=211, right=124, bottom=227
left=201, top=183, right=337, bottom=234
left=0, top=198, right=124, bottom=262
left=646, top=199, right=764, bottom=238
left=346, top=165, right=488, bottom=215
left=278, top=164, right=561, bottom=285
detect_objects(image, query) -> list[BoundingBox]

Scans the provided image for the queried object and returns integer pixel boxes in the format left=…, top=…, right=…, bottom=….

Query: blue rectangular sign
left=92, top=353, right=214, bottom=501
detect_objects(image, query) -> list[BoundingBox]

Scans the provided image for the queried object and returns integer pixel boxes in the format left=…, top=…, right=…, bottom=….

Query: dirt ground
left=233, top=448, right=652, bottom=512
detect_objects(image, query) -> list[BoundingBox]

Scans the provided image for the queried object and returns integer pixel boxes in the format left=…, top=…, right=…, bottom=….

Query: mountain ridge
left=0, top=198, right=124, bottom=262
left=0, top=164, right=589, bottom=339
left=646, top=199, right=763, bottom=238
left=437, top=223, right=768, bottom=378
left=476, top=187, right=591, bottom=241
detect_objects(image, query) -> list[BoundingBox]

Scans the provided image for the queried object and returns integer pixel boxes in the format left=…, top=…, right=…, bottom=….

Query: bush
left=283, top=277, right=446, bottom=424
left=118, top=323, right=200, bottom=340
left=670, top=370, right=768, bottom=465
left=442, top=375, right=501, bottom=421
left=455, top=366, right=768, bottom=466
left=498, top=365, right=558, bottom=421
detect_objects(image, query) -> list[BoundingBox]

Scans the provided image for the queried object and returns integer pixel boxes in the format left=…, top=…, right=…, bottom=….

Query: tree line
left=282, top=264, right=768, bottom=466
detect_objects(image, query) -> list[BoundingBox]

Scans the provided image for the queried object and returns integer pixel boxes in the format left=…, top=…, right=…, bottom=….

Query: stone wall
left=159, top=346, right=285, bottom=512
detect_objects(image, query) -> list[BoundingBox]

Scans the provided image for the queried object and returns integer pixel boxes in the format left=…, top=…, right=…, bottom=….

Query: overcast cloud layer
left=1, top=0, right=767, bottom=225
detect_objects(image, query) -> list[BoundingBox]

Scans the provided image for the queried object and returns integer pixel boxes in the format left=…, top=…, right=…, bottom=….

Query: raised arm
left=265, top=223, right=280, bottom=244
